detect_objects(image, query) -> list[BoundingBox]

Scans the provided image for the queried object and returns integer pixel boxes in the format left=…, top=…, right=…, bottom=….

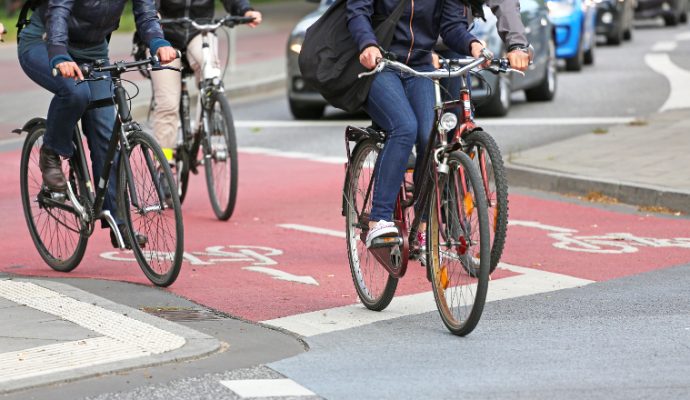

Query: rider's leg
left=18, top=41, right=91, bottom=191
left=151, top=58, right=182, bottom=162
left=185, top=33, right=219, bottom=127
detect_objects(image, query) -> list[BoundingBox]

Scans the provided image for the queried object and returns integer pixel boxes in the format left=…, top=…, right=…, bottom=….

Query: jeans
left=365, top=65, right=435, bottom=222
left=18, top=42, right=121, bottom=225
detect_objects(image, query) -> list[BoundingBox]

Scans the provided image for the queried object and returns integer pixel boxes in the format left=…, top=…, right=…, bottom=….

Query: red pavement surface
left=1, top=149, right=690, bottom=321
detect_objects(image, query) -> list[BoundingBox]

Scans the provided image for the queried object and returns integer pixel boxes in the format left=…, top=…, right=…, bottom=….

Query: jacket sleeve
left=440, top=0, right=479, bottom=55
left=486, top=0, right=528, bottom=48
left=133, top=0, right=170, bottom=54
left=346, top=0, right=378, bottom=52
left=222, top=0, right=254, bottom=16
left=45, top=0, right=76, bottom=64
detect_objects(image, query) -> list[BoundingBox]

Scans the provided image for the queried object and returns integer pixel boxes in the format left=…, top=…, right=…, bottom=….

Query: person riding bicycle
left=149, top=0, right=262, bottom=164
left=347, top=0, right=487, bottom=248
left=17, top=0, right=177, bottom=247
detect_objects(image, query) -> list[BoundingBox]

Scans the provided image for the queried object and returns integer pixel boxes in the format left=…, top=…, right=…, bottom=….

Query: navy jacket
left=158, top=0, right=254, bottom=50
left=346, top=0, right=479, bottom=66
left=40, top=0, right=166, bottom=64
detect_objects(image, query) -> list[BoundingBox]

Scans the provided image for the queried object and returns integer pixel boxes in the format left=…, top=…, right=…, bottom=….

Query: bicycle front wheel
left=203, top=92, right=238, bottom=221
left=464, top=130, right=508, bottom=273
left=20, top=123, right=88, bottom=272
left=344, top=139, right=398, bottom=311
left=117, top=131, right=184, bottom=287
left=427, top=150, right=490, bottom=336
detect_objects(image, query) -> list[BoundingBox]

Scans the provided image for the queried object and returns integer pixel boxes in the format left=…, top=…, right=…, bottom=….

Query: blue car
left=547, top=0, right=597, bottom=71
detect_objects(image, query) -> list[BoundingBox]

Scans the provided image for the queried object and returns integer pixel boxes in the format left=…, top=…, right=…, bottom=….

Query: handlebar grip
left=52, top=68, right=59, bottom=77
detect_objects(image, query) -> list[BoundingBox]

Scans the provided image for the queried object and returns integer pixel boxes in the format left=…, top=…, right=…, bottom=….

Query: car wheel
left=584, top=46, right=594, bottom=65
left=623, top=28, right=632, bottom=41
left=525, top=39, right=557, bottom=102
left=289, top=99, right=325, bottom=120
left=664, top=12, right=680, bottom=26
left=476, top=75, right=511, bottom=117
left=607, top=27, right=623, bottom=45
left=565, top=35, right=584, bottom=71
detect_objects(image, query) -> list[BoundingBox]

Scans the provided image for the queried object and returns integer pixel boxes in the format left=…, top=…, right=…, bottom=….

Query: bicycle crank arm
left=66, top=182, right=90, bottom=222
left=100, top=210, right=126, bottom=249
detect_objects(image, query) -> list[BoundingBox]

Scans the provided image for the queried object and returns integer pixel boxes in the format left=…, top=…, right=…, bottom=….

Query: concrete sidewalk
left=506, top=108, right=690, bottom=214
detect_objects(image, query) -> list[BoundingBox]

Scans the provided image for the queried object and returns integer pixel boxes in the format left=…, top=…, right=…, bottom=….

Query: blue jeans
left=18, top=42, right=120, bottom=225
left=365, top=65, right=435, bottom=222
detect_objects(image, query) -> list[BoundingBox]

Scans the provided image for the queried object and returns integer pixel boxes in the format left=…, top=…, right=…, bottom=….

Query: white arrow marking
left=644, top=53, right=690, bottom=111
left=508, top=220, right=577, bottom=233
left=243, top=266, right=319, bottom=286
left=278, top=224, right=346, bottom=238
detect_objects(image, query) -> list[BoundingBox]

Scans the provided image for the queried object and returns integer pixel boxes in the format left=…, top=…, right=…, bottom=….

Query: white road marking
left=644, top=53, right=690, bottom=111
left=262, top=263, right=593, bottom=337
left=240, top=146, right=347, bottom=164
left=278, top=224, right=346, bottom=238
left=652, top=41, right=678, bottom=52
left=236, top=117, right=636, bottom=129
left=221, top=379, right=315, bottom=398
left=676, top=31, right=690, bottom=41
left=0, top=280, right=185, bottom=384
left=509, top=220, right=577, bottom=233
left=243, top=266, right=319, bottom=286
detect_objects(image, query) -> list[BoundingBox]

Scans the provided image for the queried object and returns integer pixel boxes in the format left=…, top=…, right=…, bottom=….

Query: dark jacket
left=158, top=0, right=254, bottom=50
left=40, top=0, right=166, bottom=64
left=346, top=0, right=478, bottom=66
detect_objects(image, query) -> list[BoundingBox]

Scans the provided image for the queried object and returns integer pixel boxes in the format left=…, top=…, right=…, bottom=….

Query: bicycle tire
left=176, top=145, right=191, bottom=203
left=344, top=139, right=398, bottom=311
left=464, top=130, right=508, bottom=273
left=117, top=130, right=184, bottom=287
left=427, top=150, right=490, bottom=336
left=20, top=123, right=88, bottom=272
left=203, top=92, right=238, bottom=221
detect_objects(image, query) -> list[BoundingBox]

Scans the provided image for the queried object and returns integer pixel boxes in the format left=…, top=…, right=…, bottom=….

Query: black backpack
left=15, top=0, right=44, bottom=42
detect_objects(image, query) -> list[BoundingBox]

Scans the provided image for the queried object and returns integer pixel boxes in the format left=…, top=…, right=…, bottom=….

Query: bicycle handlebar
left=51, top=52, right=182, bottom=78
left=159, top=15, right=255, bottom=31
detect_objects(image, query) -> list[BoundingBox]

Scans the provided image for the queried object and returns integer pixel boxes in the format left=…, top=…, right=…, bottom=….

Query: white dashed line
left=220, top=379, right=316, bottom=398
left=278, top=224, right=346, bottom=238
left=652, top=41, right=678, bottom=52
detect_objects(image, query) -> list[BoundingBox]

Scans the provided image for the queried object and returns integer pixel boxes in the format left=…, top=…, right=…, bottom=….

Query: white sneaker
left=365, top=220, right=399, bottom=248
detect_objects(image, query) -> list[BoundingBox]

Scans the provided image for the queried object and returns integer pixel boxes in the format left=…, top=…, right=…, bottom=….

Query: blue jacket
left=346, top=0, right=479, bottom=66
left=39, top=0, right=168, bottom=67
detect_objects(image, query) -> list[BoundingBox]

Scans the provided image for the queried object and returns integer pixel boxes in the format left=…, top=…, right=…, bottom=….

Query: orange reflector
left=440, top=265, right=449, bottom=290
left=469, top=151, right=475, bottom=159
left=381, top=237, right=397, bottom=243
left=464, top=193, right=474, bottom=216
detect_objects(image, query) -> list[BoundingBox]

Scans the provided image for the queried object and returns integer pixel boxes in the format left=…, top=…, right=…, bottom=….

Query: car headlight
left=546, top=0, right=575, bottom=17
left=289, top=36, right=304, bottom=54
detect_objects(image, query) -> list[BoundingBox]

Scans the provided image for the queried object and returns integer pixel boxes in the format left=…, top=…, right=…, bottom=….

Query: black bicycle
left=157, top=15, right=254, bottom=221
left=16, top=57, right=184, bottom=287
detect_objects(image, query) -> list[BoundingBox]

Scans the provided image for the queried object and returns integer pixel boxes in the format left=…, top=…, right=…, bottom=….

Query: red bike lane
left=1, top=148, right=690, bottom=322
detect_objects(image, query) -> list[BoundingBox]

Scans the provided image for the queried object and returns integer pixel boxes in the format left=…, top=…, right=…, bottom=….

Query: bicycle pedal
left=369, top=236, right=402, bottom=249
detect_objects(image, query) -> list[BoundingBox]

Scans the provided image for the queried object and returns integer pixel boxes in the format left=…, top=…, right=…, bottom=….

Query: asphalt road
left=1, top=17, right=690, bottom=400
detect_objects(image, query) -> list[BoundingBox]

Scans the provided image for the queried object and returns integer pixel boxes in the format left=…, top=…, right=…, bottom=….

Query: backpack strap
left=16, top=0, right=41, bottom=43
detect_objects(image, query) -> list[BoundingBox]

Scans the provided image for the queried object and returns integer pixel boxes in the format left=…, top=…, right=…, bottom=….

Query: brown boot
left=39, top=145, right=67, bottom=192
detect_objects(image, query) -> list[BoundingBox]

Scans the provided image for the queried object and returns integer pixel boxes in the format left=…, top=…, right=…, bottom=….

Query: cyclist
left=347, top=0, right=487, bottom=247
left=149, top=0, right=263, bottom=164
left=17, top=0, right=177, bottom=247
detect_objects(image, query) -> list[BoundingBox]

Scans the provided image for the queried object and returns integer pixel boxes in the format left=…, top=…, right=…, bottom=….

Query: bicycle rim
left=20, top=125, right=88, bottom=272
left=427, top=150, right=490, bottom=336
left=203, top=93, right=238, bottom=221
left=465, top=131, right=508, bottom=273
left=345, top=140, right=398, bottom=311
left=118, top=131, right=184, bottom=287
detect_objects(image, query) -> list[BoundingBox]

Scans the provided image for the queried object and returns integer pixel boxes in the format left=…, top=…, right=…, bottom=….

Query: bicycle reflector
left=440, top=112, right=458, bottom=131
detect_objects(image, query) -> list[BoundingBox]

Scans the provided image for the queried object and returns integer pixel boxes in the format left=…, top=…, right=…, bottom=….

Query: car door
left=513, top=0, right=548, bottom=89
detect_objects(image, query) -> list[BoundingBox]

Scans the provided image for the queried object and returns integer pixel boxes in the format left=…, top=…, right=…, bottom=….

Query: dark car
left=595, top=0, right=635, bottom=45
left=469, top=0, right=557, bottom=116
left=635, top=0, right=688, bottom=26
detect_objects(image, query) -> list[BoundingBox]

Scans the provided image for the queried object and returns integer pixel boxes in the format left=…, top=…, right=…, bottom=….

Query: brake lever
left=358, top=61, right=385, bottom=78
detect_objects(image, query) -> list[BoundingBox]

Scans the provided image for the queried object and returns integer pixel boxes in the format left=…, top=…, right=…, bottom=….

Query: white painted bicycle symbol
left=510, top=220, right=690, bottom=254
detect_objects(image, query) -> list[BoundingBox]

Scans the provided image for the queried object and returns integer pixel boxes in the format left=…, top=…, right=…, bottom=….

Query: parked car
left=546, top=0, right=597, bottom=71
left=467, top=0, right=557, bottom=117
left=635, top=0, right=688, bottom=26
left=595, top=0, right=635, bottom=45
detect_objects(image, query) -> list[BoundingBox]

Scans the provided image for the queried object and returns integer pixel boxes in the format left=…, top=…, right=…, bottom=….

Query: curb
left=505, top=162, right=690, bottom=214
left=0, top=277, right=221, bottom=394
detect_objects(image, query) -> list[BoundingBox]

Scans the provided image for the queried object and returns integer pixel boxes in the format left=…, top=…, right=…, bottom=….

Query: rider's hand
left=470, top=40, right=491, bottom=68
left=431, top=52, right=441, bottom=69
left=245, top=10, right=262, bottom=28
left=156, top=46, right=178, bottom=64
left=56, top=61, right=84, bottom=81
left=360, top=46, right=382, bottom=70
left=507, top=49, right=530, bottom=72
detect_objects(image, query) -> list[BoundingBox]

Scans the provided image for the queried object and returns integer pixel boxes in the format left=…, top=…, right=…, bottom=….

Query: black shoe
left=39, top=145, right=67, bottom=192
left=110, top=224, right=148, bottom=249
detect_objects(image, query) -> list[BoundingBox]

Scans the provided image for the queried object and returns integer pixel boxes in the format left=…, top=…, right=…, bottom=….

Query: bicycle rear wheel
left=427, top=150, right=490, bottom=336
left=464, top=130, right=508, bottom=273
left=203, top=92, right=238, bottom=221
left=20, top=123, right=88, bottom=272
left=344, top=139, right=398, bottom=311
left=117, top=131, right=184, bottom=287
